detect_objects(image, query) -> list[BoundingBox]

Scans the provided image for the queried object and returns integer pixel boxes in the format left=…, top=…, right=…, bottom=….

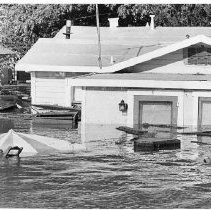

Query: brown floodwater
left=0, top=116, right=211, bottom=208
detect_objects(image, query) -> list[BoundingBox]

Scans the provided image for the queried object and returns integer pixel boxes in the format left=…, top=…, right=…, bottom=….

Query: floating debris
left=179, top=130, right=211, bottom=135
left=142, top=123, right=186, bottom=129
left=116, top=126, right=148, bottom=136
left=134, top=138, right=181, bottom=152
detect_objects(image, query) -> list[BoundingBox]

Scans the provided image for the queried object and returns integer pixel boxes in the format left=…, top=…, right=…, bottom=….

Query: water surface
left=0, top=117, right=211, bottom=208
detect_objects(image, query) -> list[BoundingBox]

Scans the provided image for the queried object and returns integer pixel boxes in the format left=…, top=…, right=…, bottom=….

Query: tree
left=117, top=4, right=211, bottom=27
left=0, top=4, right=74, bottom=55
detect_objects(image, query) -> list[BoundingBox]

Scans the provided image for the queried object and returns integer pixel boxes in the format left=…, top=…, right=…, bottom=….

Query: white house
left=68, top=34, right=211, bottom=141
left=15, top=17, right=211, bottom=110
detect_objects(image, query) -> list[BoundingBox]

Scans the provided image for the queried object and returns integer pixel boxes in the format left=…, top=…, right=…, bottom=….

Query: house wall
left=80, top=87, right=128, bottom=142
left=80, top=86, right=211, bottom=142
left=132, top=45, right=211, bottom=74
left=31, top=72, right=66, bottom=106
left=83, top=87, right=127, bottom=124
left=31, top=72, right=87, bottom=106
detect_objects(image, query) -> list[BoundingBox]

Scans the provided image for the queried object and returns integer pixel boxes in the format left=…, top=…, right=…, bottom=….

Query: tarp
left=0, top=129, right=86, bottom=157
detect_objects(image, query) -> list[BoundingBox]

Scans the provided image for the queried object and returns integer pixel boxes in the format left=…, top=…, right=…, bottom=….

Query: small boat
left=32, top=104, right=81, bottom=121
left=36, top=111, right=78, bottom=119
left=34, top=110, right=80, bottom=128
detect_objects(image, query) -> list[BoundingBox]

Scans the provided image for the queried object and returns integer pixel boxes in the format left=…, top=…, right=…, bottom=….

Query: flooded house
left=14, top=16, right=211, bottom=141
left=15, top=18, right=136, bottom=108
left=68, top=19, right=211, bottom=141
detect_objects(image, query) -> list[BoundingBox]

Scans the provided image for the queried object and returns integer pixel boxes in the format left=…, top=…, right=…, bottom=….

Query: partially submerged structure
left=15, top=18, right=211, bottom=108
left=15, top=17, right=211, bottom=140
left=71, top=34, right=211, bottom=139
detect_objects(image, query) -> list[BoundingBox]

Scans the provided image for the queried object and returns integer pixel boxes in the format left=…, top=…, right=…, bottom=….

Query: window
left=187, top=46, right=211, bottom=65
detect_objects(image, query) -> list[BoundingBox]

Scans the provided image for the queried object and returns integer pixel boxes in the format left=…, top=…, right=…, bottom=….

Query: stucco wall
left=81, top=86, right=211, bottom=142
left=83, top=87, right=127, bottom=125
left=80, top=87, right=128, bottom=142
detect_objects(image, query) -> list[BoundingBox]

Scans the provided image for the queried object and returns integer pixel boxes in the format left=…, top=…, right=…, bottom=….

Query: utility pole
left=96, top=4, right=102, bottom=69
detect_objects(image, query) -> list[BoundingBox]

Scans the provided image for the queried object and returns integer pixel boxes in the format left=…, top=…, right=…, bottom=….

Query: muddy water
left=0, top=117, right=211, bottom=208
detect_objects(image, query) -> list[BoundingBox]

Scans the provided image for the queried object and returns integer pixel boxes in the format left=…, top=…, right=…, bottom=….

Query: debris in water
left=116, top=126, right=148, bottom=136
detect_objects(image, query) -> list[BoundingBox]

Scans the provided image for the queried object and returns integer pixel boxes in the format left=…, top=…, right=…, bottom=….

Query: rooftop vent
left=108, top=18, right=119, bottom=28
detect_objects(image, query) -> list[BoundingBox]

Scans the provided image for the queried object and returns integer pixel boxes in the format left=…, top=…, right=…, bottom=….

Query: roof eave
left=15, top=63, right=102, bottom=73
left=69, top=78, right=211, bottom=90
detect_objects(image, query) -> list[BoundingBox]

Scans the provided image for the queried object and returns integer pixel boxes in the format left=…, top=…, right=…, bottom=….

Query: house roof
left=102, top=34, right=211, bottom=73
left=16, top=38, right=161, bottom=72
left=70, top=73, right=211, bottom=90
left=16, top=25, right=211, bottom=72
left=56, top=26, right=211, bottom=45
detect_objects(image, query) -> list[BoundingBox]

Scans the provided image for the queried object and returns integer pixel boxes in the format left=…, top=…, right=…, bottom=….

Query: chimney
left=65, top=20, right=71, bottom=39
left=150, top=15, right=155, bottom=30
left=108, top=18, right=119, bottom=28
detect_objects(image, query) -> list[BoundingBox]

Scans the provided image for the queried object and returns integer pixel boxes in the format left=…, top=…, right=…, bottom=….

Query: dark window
left=187, top=46, right=211, bottom=65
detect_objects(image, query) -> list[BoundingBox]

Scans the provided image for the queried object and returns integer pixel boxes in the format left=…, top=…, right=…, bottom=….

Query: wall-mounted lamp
left=119, top=100, right=128, bottom=112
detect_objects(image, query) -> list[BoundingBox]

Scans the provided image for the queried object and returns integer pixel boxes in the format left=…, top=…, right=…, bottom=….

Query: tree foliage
left=0, top=4, right=211, bottom=84
left=0, top=4, right=73, bottom=55
left=117, top=4, right=211, bottom=27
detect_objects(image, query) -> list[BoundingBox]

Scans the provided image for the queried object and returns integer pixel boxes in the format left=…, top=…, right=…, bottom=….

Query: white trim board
left=15, top=64, right=100, bottom=72
left=69, top=78, right=211, bottom=90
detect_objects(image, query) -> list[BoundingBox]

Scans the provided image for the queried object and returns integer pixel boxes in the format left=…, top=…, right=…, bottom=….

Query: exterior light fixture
left=119, top=100, right=128, bottom=112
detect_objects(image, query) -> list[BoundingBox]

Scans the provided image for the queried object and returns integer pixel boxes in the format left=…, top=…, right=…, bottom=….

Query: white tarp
left=0, top=129, right=86, bottom=157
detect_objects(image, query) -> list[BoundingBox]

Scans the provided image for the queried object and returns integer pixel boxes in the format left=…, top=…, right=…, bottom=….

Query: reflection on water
left=1, top=117, right=211, bottom=208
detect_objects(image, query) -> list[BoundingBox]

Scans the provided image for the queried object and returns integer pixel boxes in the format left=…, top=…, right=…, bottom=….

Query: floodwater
left=1, top=117, right=211, bottom=208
